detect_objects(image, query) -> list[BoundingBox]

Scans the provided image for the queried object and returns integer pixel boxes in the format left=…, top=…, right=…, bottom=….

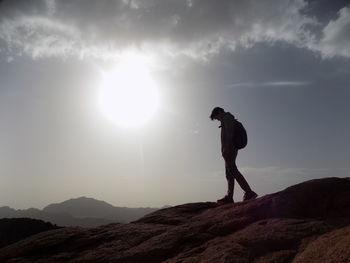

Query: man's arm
left=221, top=115, right=235, bottom=154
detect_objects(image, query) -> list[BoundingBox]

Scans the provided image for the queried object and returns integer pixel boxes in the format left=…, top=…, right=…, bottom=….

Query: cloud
left=0, top=0, right=348, bottom=60
left=228, top=80, right=310, bottom=88
left=316, top=5, right=350, bottom=58
left=0, top=16, right=80, bottom=58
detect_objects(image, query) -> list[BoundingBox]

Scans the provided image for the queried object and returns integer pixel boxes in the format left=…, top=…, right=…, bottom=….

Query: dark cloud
left=305, top=0, right=350, bottom=22
left=1, top=0, right=331, bottom=60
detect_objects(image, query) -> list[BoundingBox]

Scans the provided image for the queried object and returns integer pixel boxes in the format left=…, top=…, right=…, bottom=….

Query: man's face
left=214, top=111, right=225, bottom=121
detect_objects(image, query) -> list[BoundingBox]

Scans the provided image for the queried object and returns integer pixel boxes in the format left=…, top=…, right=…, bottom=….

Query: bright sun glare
left=98, top=53, right=160, bottom=127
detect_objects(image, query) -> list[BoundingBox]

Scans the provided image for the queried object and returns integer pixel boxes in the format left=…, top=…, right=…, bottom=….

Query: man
left=210, top=107, right=257, bottom=203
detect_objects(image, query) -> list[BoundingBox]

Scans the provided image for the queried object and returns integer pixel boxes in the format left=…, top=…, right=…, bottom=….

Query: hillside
left=0, top=177, right=349, bottom=263
left=0, top=218, right=59, bottom=249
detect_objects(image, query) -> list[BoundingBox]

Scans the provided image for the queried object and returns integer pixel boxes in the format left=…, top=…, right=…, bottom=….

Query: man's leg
left=232, top=167, right=253, bottom=193
left=225, top=149, right=256, bottom=200
left=217, top=159, right=235, bottom=203
left=225, top=149, right=251, bottom=192
left=225, top=165, right=235, bottom=199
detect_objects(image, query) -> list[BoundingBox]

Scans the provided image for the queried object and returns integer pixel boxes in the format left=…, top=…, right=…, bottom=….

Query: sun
left=98, top=53, right=160, bottom=127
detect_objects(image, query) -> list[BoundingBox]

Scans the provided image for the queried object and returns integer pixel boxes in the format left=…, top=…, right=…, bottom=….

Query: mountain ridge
left=43, top=196, right=158, bottom=220
left=0, top=197, right=158, bottom=226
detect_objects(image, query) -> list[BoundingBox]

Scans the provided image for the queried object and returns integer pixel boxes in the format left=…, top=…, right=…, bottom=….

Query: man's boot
left=243, top=191, right=258, bottom=201
left=217, top=195, right=234, bottom=204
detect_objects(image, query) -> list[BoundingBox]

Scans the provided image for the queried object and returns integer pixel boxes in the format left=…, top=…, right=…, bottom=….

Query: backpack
left=233, top=120, right=248, bottom=149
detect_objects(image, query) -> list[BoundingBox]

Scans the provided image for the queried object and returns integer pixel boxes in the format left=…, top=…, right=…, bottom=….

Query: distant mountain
left=0, top=197, right=158, bottom=227
left=0, top=206, right=115, bottom=227
left=0, top=218, right=58, bottom=249
left=43, top=196, right=157, bottom=222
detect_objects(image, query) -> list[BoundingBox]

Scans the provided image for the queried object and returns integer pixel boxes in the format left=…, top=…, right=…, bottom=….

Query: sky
left=0, top=0, right=350, bottom=209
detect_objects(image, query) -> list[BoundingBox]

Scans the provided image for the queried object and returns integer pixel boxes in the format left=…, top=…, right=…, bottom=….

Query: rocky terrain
left=0, top=177, right=349, bottom=263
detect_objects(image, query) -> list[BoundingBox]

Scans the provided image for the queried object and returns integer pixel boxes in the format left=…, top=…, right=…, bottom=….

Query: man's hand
left=222, top=147, right=232, bottom=159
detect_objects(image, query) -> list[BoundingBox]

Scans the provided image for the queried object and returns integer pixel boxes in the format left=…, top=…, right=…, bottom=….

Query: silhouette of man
left=210, top=107, right=257, bottom=203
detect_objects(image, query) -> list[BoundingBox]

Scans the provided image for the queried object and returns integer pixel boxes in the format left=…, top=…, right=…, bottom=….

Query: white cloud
left=45, top=0, right=56, bottom=16
left=265, top=81, right=310, bottom=86
left=317, top=6, right=350, bottom=58
left=228, top=81, right=310, bottom=88
left=0, top=0, right=348, bottom=60
left=0, top=16, right=80, bottom=58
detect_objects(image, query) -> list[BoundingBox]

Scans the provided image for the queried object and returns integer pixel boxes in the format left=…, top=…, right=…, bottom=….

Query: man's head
left=210, top=107, right=225, bottom=121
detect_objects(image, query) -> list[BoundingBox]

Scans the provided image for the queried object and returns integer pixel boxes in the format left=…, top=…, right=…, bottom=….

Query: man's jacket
left=220, top=112, right=236, bottom=151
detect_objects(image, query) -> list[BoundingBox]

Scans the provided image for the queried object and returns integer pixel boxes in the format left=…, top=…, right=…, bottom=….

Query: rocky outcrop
left=0, top=218, right=59, bottom=249
left=0, top=177, right=349, bottom=263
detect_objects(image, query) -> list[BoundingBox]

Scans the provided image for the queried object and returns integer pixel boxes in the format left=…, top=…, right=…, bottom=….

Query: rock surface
left=1, top=177, right=350, bottom=263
